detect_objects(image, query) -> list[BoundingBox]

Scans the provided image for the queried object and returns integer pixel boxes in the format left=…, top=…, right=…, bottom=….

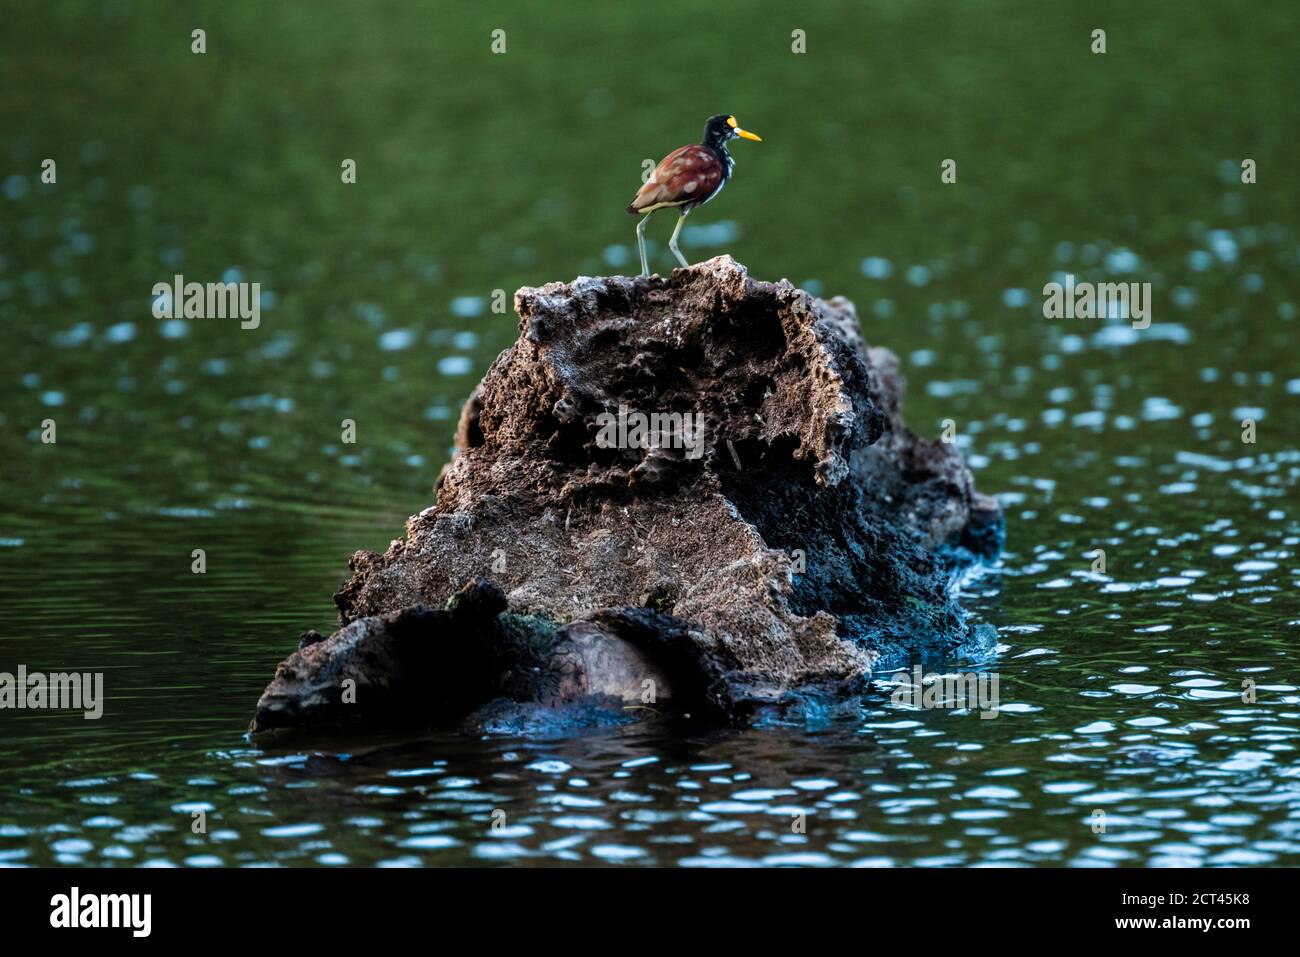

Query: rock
left=251, top=256, right=1003, bottom=736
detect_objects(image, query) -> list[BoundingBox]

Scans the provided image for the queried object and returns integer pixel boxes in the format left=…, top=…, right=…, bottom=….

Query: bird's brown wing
left=627, top=145, right=724, bottom=213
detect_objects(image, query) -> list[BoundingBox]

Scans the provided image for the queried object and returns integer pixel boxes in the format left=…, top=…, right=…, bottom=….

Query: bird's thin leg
left=636, top=213, right=652, bottom=277
left=668, top=213, right=689, bottom=269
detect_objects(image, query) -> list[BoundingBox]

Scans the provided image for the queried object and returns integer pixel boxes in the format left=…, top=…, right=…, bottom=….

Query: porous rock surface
left=251, top=256, right=1002, bottom=735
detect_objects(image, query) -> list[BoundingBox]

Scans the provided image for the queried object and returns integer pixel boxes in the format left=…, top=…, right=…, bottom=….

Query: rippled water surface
left=1, top=1, right=1298, bottom=866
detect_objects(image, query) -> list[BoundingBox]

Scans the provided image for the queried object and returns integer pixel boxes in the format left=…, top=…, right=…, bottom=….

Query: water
left=1, top=1, right=1298, bottom=866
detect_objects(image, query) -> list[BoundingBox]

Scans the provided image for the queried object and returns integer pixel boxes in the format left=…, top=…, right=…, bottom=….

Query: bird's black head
left=702, top=114, right=763, bottom=150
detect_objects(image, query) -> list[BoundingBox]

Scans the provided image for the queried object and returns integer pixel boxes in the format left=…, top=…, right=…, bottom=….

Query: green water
left=1, top=1, right=1297, bottom=866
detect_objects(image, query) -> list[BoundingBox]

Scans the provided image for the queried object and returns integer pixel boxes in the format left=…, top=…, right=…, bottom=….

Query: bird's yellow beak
left=727, top=115, right=762, bottom=141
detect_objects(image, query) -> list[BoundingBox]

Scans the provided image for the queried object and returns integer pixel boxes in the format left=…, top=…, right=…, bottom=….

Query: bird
left=627, top=114, right=762, bottom=277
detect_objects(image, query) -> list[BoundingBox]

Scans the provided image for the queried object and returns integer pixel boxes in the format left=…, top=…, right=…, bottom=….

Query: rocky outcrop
left=251, top=256, right=1003, bottom=736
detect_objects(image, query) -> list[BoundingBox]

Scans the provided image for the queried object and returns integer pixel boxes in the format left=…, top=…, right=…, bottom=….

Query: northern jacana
left=627, top=114, right=762, bottom=277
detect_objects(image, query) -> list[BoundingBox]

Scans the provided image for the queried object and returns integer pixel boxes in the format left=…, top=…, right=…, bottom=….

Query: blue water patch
left=378, top=328, right=416, bottom=351
left=860, top=256, right=893, bottom=279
